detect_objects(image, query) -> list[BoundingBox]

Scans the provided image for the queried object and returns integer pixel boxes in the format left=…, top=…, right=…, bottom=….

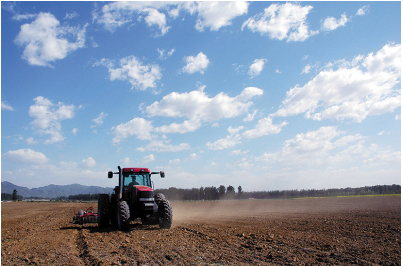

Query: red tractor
left=98, top=166, right=172, bottom=230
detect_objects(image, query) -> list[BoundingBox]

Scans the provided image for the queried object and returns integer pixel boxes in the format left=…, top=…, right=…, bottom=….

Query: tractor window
left=123, top=173, right=151, bottom=187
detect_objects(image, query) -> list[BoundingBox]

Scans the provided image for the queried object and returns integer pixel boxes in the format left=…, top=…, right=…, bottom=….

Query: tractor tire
left=158, top=199, right=173, bottom=229
left=98, top=194, right=110, bottom=228
left=117, top=201, right=130, bottom=231
left=154, top=193, right=166, bottom=205
left=110, top=194, right=118, bottom=228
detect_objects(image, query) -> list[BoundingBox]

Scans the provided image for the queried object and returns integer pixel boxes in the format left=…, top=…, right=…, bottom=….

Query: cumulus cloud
left=112, top=117, right=153, bottom=144
left=257, top=126, right=364, bottom=166
left=146, top=87, right=263, bottom=133
left=248, top=59, right=267, bottom=78
left=81, top=157, right=96, bottom=168
left=95, top=55, right=162, bottom=91
left=182, top=52, right=209, bottom=74
left=142, top=154, right=155, bottom=164
left=274, top=43, right=401, bottom=122
left=91, top=112, right=107, bottom=128
left=2, top=101, right=14, bottom=111
left=321, top=13, right=349, bottom=31
left=242, top=3, right=318, bottom=42
left=242, top=116, right=288, bottom=139
left=14, top=12, right=86, bottom=67
left=157, top=48, right=175, bottom=60
left=206, top=126, right=244, bottom=150
left=136, top=140, right=190, bottom=152
left=243, top=110, right=258, bottom=122
left=3, top=149, right=48, bottom=164
left=93, top=2, right=248, bottom=34
left=93, top=2, right=171, bottom=36
left=301, top=64, right=312, bottom=74
left=190, top=1, right=249, bottom=31
left=29, top=96, right=76, bottom=144
left=356, top=5, right=369, bottom=16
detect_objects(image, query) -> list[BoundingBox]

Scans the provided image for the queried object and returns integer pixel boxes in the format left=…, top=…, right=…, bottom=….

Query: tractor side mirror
left=160, top=171, right=165, bottom=178
left=108, top=171, right=113, bottom=178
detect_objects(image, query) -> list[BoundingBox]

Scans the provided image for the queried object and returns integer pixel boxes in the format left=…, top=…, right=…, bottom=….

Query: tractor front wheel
left=117, top=201, right=130, bottom=231
left=158, top=199, right=173, bottom=229
left=98, top=194, right=110, bottom=228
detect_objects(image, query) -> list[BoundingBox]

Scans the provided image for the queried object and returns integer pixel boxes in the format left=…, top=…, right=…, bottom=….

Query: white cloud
left=230, top=150, right=248, bottom=156
left=121, top=157, right=133, bottom=166
left=169, top=158, right=181, bottom=165
left=356, top=5, right=369, bottom=16
left=242, top=3, right=318, bottom=42
left=248, top=59, right=267, bottom=78
left=93, top=2, right=248, bottom=35
left=29, top=96, right=75, bottom=144
left=142, top=154, right=155, bottom=164
left=96, top=55, right=162, bottom=91
left=243, top=116, right=288, bottom=139
left=14, top=12, right=86, bottom=67
left=155, top=117, right=201, bottom=134
left=65, top=11, right=79, bottom=20
left=182, top=52, right=209, bottom=74
left=146, top=87, right=263, bottom=133
left=321, top=13, right=349, bottom=31
left=301, top=64, right=312, bottom=74
left=26, top=137, right=38, bottom=145
left=206, top=126, right=244, bottom=150
left=3, top=149, right=48, bottom=164
left=72, top=128, right=78, bottom=135
left=143, top=8, right=170, bottom=36
left=112, top=117, right=153, bottom=144
left=81, top=157, right=96, bottom=168
left=91, top=112, right=107, bottom=128
left=158, top=48, right=175, bottom=60
left=275, top=43, right=401, bottom=122
left=93, top=2, right=172, bottom=36
left=190, top=1, right=249, bottom=31
left=243, top=110, right=258, bottom=122
left=2, top=101, right=14, bottom=111
left=257, top=126, right=364, bottom=166
left=136, top=140, right=190, bottom=152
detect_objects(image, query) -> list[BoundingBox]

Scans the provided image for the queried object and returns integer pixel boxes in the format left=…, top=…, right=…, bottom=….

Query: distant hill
left=1, top=181, right=113, bottom=198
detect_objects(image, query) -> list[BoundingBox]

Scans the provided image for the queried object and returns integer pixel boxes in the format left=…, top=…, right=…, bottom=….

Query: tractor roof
left=122, top=167, right=150, bottom=173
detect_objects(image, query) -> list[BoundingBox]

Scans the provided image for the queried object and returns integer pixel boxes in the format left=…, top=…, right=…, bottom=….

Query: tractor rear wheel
left=117, top=201, right=130, bottom=231
left=158, top=199, right=173, bottom=229
left=98, top=194, right=110, bottom=228
left=110, top=194, right=117, bottom=228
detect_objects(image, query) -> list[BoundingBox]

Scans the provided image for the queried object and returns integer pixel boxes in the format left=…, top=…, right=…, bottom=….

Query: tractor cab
left=122, top=168, right=152, bottom=188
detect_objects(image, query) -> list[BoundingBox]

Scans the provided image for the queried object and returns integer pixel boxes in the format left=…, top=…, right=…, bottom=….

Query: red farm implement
left=73, top=207, right=98, bottom=224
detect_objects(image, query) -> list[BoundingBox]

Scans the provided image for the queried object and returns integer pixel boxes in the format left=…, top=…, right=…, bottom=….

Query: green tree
left=12, top=189, right=18, bottom=201
left=218, top=185, right=226, bottom=198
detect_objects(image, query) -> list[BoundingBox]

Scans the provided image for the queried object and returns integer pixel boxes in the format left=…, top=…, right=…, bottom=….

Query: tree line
left=1, top=189, right=23, bottom=201
left=2, top=184, right=400, bottom=201
left=155, top=184, right=401, bottom=201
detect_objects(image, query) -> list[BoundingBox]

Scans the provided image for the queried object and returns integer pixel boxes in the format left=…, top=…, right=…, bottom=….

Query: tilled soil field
left=1, top=196, right=401, bottom=265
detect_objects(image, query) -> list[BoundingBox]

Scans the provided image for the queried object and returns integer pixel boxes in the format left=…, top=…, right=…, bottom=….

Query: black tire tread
left=117, top=201, right=130, bottom=231
left=98, top=194, right=110, bottom=228
left=158, top=199, right=173, bottom=229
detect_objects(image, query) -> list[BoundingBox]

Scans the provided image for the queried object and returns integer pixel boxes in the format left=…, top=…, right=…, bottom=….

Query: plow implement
left=72, top=207, right=98, bottom=224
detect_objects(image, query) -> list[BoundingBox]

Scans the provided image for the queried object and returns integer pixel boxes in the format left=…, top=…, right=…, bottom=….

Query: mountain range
left=1, top=181, right=113, bottom=198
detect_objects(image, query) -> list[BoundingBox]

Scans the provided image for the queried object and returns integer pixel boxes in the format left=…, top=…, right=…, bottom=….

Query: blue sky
left=1, top=1, right=401, bottom=191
